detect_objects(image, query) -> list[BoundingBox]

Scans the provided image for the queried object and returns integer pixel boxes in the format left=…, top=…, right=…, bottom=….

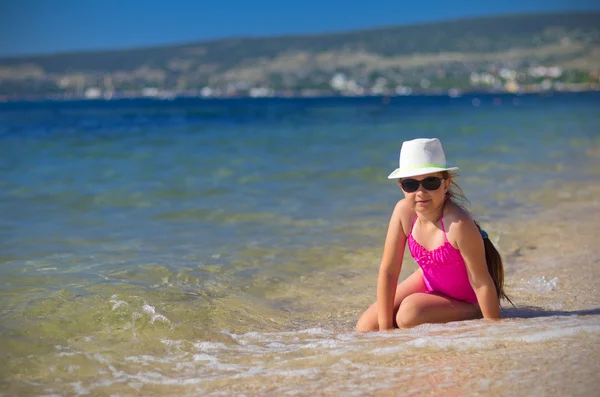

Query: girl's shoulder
left=444, top=201, right=472, bottom=222
left=444, top=201, right=479, bottom=237
left=393, top=199, right=418, bottom=236
left=393, top=198, right=414, bottom=218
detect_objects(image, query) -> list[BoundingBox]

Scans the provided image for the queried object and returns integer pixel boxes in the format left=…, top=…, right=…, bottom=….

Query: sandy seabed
left=2, top=183, right=598, bottom=397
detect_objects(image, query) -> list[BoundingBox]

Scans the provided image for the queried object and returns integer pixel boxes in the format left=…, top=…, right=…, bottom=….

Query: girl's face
left=398, top=172, right=450, bottom=213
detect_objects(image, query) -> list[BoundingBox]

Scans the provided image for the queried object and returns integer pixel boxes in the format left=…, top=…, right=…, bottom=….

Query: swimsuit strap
left=411, top=203, right=448, bottom=240
left=411, top=210, right=447, bottom=238
left=409, top=215, right=418, bottom=235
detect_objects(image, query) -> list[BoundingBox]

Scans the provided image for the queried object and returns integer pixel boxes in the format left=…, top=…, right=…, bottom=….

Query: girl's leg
left=395, top=292, right=482, bottom=328
left=356, top=269, right=428, bottom=332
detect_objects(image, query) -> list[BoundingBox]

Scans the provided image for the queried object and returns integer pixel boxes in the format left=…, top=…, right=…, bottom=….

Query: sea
left=1, top=92, right=599, bottom=396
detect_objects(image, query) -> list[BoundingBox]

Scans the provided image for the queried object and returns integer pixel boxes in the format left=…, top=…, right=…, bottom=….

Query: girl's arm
left=377, top=200, right=407, bottom=330
left=455, top=219, right=501, bottom=319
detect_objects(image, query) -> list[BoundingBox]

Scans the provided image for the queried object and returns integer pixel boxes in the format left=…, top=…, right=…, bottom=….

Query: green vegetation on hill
left=1, top=11, right=599, bottom=98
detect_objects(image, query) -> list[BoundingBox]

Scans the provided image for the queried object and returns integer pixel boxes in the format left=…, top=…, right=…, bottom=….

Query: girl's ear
left=444, top=178, right=451, bottom=192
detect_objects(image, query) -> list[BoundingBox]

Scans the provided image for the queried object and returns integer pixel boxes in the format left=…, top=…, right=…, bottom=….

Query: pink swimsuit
left=407, top=213, right=478, bottom=304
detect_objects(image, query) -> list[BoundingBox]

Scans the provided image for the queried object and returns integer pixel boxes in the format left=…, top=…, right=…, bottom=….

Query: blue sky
left=1, top=0, right=598, bottom=57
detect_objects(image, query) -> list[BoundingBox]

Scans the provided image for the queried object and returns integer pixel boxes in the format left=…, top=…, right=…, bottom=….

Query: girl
left=356, top=138, right=510, bottom=332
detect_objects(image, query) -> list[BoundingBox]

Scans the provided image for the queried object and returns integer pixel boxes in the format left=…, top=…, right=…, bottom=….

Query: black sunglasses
left=399, top=177, right=444, bottom=193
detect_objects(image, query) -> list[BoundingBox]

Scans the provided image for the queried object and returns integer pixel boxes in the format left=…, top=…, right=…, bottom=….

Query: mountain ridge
left=1, top=11, right=599, bottom=97
left=2, top=10, right=598, bottom=61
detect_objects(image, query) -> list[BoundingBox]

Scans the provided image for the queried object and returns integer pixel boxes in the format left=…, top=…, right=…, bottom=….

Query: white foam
left=518, top=276, right=559, bottom=293
left=300, top=339, right=341, bottom=349
left=70, top=381, right=90, bottom=396
left=401, top=317, right=600, bottom=350
left=175, top=361, right=195, bottom=371
left=91, top=353, right=112, bottom=365
left=149, top=314, right=170, bottom=324
left=515, top=325, right=600, bottom=343
left=127, top=382, right=143, bottom=391
left=298, top=328, right=332, bottom=335
left=192, top=353, right=218, bottom=363
left=109, top=294, right=128, bottom=311
left=193, top=341, right=229, bottom=352
left=160, top=338, right=183, bottom=348
left=268, top=368, right=321, bottom=378
left=219, top=316, right=600, bottom=358
left=47, top=315, right=600, bottom=396
left=57, top=352, right=80, bottom=357
left=139, top=303, right=171, bottom=324
left=266, top=342, right=287, bottom=349
left=371, top=345, right=407, bottom=354
left=125, top=355, right=176, bottom=365
left=88, top=379, right=116, bottom=390
left=406, top=336, right=490, bottom=350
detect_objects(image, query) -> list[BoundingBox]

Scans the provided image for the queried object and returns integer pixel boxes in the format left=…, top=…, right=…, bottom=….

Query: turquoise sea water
left=1, top=93, right=599, bottom=395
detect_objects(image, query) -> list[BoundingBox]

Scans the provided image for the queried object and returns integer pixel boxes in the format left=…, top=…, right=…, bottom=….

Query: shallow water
left=1, top=93, right=599, bottom=396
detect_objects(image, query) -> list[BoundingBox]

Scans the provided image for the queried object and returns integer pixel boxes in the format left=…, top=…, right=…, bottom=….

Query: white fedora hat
left=387, top=138, right=459, bottom=179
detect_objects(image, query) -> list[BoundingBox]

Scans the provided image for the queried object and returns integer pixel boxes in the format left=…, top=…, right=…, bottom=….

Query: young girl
left=356, top=138, right=510, bottom=332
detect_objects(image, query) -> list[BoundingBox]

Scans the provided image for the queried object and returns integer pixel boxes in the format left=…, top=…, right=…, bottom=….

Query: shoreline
left=1, top=88, right=599, bottom=105
left=495, top=180, right=600, bottom=312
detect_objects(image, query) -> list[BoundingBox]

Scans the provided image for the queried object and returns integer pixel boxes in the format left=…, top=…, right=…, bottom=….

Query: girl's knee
left=395, top=295, right=424, bottom=328
left=356, top=307, right=379, bottom=332
left=356, top=316, right=378, bottom=332
left=355, top=322, right=376, bottom=333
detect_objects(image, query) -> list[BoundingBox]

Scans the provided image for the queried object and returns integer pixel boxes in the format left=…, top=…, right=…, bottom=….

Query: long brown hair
left=441, top=171, right=513, bottom=306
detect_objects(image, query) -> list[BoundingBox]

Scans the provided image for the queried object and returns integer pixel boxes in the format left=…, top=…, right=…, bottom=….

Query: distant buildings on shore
left=1, top=65, right=598, bottom=102
left=70, top=65, right=598, bottom=101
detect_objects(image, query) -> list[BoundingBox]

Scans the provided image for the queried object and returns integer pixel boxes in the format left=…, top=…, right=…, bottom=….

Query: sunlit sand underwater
left=1, top=94, right=599, bottom=396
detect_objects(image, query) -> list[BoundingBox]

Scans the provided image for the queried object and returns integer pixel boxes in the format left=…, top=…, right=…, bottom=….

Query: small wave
left=193, top=341, right=230, bottom=352
left=142, top=303, right=171, bottom=324
left=515, top=276, right=559, bottom=293
left=109, top=294, right=128, bottom=311
left=193, top=316, right=600, bottom=359
left=16, top=314, right=599, bottom=396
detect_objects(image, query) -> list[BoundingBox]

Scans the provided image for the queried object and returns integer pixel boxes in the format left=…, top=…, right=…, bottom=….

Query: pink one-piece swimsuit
left=407, top=213, right=478, bottom=304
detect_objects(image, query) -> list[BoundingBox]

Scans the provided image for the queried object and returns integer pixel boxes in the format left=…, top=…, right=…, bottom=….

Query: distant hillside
left=1, top=11, right=599, bottom=98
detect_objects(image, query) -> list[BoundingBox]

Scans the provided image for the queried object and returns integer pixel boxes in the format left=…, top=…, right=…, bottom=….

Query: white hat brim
left=387, top=166, right=459, bottom=179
